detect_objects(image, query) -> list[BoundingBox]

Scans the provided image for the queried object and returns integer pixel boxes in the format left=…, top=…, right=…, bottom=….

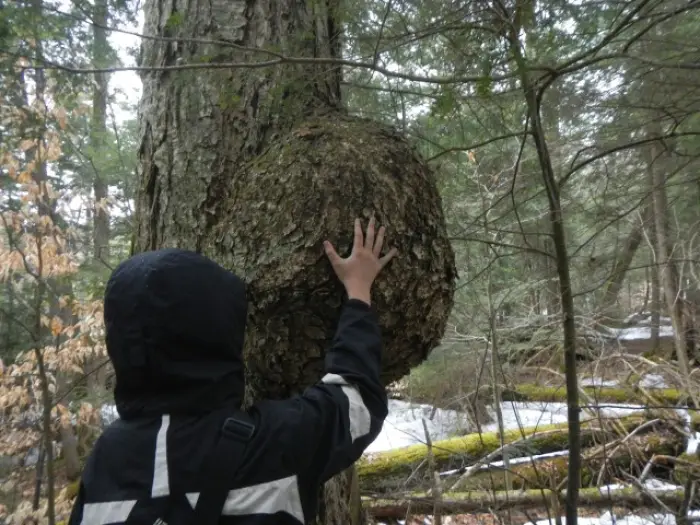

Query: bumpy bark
left=206, top=114, right=456, bottom=399
left=135, top=1, right=456, bottom=523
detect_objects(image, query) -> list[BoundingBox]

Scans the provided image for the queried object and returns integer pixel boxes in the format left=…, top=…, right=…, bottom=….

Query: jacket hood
left=104, top=248, right=247, bottom=420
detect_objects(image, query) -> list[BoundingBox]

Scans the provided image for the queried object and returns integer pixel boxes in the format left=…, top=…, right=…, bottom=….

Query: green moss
left=503, top=384, right=689, bottom=406
left=362, top=486, right=686, bottom=515
left=691, top=412, right=700, bottom=432
left=358, top=414, right=648, bottom=487
left=672, top=452, right=700, bottom=484
left=457, top=433, right=682, bottom=491
left=65, top=480, right=80, bottom=500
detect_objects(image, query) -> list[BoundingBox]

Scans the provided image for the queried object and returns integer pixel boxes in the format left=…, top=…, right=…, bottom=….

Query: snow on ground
left=96, top=375, right=679, bottom=456
left=611, top=325, right=675, bottom=340
left=578, top=373, right=667, bottom=389
left=580, top=377, right=620, bottom=387
left=602, top=311, right=675, bottom=341
left=638, top=373, right=668, bottom=388
left=366, top=399, right=471, bottom=453
left=534, top=510, right=700, bottom=525
left=366, top=399, right=649, bottom=454
left=98, top=373, right=689, bottom=458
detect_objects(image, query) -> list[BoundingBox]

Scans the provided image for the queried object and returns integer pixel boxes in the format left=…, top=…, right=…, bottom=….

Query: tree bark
left=646, top=139, right=689, bottom=373
left=646, top=203, right=661, bottom=353
left=91, top=0, right=110, bottom=265
left=81, top=0, right=112, bottom=395
left=599, top=222, right=644, bottom=320
left=506, top=13, right=581, bottom=525
left=136, top=0, right=344, bottom=252
left=135, top=2, right=456, bottom=524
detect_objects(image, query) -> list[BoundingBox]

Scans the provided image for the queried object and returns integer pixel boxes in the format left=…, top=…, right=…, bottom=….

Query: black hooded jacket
left=68, top=249, right=388, bottom=525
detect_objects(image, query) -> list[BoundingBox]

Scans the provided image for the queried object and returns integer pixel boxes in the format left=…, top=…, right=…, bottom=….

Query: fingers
left=353, top=218, right=363, bottom=251
left=365, top=216, right=376, bottom=249
left=373, top=225, right=386, bottom=257
left=379, top=246, right=399, bottom=268
left=323, top=241, right=341, bottom=265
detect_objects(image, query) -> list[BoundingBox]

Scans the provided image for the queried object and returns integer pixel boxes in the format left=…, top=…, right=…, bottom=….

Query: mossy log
left=445, top=431, right=683, bottom=492
left=502, top=384, right=694, bottom=407
left=358, top=414, right=658, bottom=491
left=363, top=486, right=687, bottom=518
left=362, top=428, right=683, bottom=493
left=464, top=432, right=684, bottom=490
left=672, top=453, right=700, bottom=484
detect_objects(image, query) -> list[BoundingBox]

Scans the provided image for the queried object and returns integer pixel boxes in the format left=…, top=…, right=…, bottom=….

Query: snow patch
left=366, top=400, right=469, bottom=453
left=639, top=374, right=668, bottom=388
left=534, top=511, right=700, bottom=525
left=610, top=325, right=675, bottom=340
left=580, top=377, right=619, bottom=387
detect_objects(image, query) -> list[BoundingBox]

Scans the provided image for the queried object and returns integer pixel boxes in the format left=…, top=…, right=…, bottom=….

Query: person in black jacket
left=68, top=218, right=397, bottom=525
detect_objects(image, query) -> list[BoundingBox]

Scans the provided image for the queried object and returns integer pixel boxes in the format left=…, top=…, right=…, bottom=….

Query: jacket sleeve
left=277, top=298, right=388, bottom=482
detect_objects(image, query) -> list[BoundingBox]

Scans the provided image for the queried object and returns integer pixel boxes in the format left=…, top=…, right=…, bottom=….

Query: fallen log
left=363, top=486, right=687, bottom=518
left=434, top=430, right=683, bottom=492
left=502, top=384, right=694, bottom=408
left=358, top=413, right=665, bottom=491
left=362, top=426, right=684, bottom=493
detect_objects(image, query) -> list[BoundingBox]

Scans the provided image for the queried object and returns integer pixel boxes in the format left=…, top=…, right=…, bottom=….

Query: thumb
left=324, top=241, right=342, bottom=265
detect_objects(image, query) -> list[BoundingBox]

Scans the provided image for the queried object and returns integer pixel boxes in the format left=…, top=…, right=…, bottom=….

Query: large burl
left=205, top=112, right=457, bottom=401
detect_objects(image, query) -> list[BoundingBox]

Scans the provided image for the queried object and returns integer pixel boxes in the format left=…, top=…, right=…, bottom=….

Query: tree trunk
left=599, top=221, right=644, bottom=320
left=507, top=17, right=581, bottom=525
left=136, top=0, right=343, bottom=252
left=646, top=139, right=689, bottom=373
left=82, top=0, right=112, bottom=394
left=541, top=235, right=559, bottom=316
left=646, top=203, right=661, bottom=353
left=91, top=0, right=110, bottom=265
left=135, top=2, right=456, bottom=524
left=136, top=4, right=347, bottom=517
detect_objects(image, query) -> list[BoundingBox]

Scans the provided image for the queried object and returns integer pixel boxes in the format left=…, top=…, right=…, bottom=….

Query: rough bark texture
left=205, top=114, right=456, bottom=399
left=137, top=0, right=344, bottom=251
left=135, top=1, right=456, bottom=523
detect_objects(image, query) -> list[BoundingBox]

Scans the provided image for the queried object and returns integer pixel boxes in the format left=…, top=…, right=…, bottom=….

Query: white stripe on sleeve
left=321, top=373, right=371, bottom=442
left=151, top=414, right=170, bottom=497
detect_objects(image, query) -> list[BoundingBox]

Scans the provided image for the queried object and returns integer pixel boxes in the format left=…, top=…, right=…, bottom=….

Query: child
left=68, top=218, right=397, bottom=525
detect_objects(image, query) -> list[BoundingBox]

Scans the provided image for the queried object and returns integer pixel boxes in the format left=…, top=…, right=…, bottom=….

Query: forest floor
left=388, top=506, right=685, bottom=525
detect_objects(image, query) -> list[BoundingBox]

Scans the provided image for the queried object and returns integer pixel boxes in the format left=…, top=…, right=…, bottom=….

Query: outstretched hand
left=324, top=218, right=398, bottom=305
